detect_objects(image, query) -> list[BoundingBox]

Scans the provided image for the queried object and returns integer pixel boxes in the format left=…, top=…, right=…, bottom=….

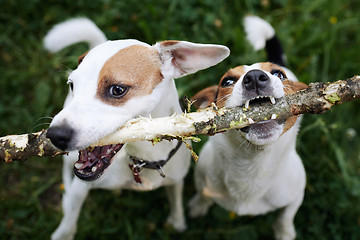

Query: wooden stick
left=1, top=75, right=359, bottom=163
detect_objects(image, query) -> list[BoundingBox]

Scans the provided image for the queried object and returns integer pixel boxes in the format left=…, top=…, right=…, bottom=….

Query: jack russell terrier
left=44, top=18, right=229, bottom=240
left=188, top=16, right=307, bottom=240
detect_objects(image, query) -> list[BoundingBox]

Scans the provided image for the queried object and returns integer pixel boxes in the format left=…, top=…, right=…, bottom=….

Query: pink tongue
left=74, top=144, right=124, bottom=182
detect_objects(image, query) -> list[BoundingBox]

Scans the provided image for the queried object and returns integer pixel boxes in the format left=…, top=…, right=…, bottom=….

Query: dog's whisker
left=216, top=93, right=232, bottom=105
left=31, top=122, right=51, bottom=132
left=35, top=116, right=54, bottom=122
left=282, top=84, right=296, bottom=94
left=32, top=116, right=53, bottom=132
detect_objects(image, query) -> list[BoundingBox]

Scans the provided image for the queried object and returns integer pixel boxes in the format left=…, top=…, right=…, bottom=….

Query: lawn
left=1, top=0, right=360, bottom=239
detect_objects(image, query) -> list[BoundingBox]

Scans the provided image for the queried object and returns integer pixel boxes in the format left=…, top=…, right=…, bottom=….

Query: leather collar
left=128, top=140, right=182, bottom=183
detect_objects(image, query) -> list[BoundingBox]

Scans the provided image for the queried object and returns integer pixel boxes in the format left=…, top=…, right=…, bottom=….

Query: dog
left=44, top=18, right=230, bottom=240
left=188, top=16, right=307, bottom=240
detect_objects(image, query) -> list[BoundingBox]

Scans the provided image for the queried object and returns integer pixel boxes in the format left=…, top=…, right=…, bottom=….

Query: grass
left=1, top=0, right=360, bottom=239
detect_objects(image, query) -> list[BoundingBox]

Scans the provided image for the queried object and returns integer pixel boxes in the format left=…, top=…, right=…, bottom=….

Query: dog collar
left=128, top=140, right=182, bottom=184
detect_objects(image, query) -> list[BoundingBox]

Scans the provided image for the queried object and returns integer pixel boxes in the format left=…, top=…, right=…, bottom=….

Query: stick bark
left=1, top=75, right=359, bottom=163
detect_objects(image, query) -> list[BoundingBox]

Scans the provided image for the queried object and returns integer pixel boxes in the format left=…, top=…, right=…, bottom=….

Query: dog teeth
left=248, top=118, right=255, bottom=124
left=91, top=166, right=97, bottom=172
left=270, top=96, right=276, bottom=105
left=271, top=114, right=277, bottom=120
left=74, top=163, right=84, bottom=169
left=244, top=100, right=250, bottom=109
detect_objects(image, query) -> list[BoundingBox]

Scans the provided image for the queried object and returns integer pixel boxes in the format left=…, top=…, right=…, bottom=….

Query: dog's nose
left=243, top=70, right=270, bottom=91
left=46, top=125, right=74, bottom=151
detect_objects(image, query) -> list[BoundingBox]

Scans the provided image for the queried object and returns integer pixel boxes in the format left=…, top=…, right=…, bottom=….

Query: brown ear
left=283, top=80, right=308, bottom=95
left=191, top=85, right=218, bottom=109
left=282, top=115, right=299, bottom=134
left=78, top=51, right=89, bottom=65
left=281, top=80, right=308, bottom=134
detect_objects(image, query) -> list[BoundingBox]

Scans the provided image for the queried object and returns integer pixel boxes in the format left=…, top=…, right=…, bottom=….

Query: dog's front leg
left=188, top=192, right=214, bottom=218
left=273, top=192, right=304, bottom=240
left=165, top=181, right=186, bottom=232
left=52, top=178, right=90, bottom=240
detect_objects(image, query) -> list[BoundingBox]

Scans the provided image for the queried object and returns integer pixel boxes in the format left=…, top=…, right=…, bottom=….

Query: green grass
left=1, top=0, right=360, bottom=239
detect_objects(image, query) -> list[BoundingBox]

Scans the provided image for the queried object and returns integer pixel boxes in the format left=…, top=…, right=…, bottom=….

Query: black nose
left=242, top=70, right=270, bottom=91
left=46, top=125, right=74, bottom=151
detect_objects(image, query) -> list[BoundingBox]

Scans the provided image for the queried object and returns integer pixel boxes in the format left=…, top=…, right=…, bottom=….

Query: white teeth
left=244, top=96, right=276, bottom=108
left=270, top=96, right=276, bottom=104
left=91, top=166, right=97, bottom=172
left=75, top=163, right=84, bottom=169
left=245, top=100, right=250, bottom=109
left=248, top=118, right=255, bottom=124
left=271, top=114, right=277, bottom=120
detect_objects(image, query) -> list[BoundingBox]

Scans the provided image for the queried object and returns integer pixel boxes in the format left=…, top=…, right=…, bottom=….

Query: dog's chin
left=73, top=144, right=124, bottom=181
left=240, top=120, right=284, bottom=146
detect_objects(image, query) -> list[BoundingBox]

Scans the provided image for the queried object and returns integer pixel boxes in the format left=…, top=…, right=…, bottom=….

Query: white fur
left=244, top=15, right=275, bottom=51
left=44, top=18, right=107, bottom=52
left=45, top=19, right=230, bottom=240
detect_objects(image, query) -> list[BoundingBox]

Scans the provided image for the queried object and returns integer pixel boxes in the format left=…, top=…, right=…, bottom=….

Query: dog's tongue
left=74, top=144, right=124, bottom=181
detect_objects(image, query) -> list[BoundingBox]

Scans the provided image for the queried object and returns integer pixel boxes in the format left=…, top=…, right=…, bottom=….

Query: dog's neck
left=210, top=128, right=298, bottom=202
left=219, top=126, right=298, bottom=163
left=223, top=129, right=270, bottom=158
left=148, top=79, right=182, bottom=118
left=125, top=78, right=182, bottom=160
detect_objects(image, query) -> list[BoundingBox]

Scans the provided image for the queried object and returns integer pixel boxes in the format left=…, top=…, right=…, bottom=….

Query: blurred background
left=1, top=0, right=360, bottom=239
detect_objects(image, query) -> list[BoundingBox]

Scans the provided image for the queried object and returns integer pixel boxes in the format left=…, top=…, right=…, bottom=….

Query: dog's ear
left=78, top=51, right=89, bottom=65
left=282, top=80, right=308, bottom=134
left=283, top=80, right=308, bottom=95
left=154, top=41, right=230, bottom=79
left=191, top=85, right=218, bottom=109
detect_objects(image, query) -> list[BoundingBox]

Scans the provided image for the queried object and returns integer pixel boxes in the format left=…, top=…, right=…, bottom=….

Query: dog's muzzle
left=46, top=125, right=124, bottom=181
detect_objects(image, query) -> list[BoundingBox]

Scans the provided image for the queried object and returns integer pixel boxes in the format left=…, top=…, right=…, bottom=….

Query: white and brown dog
left=188, top=16, right=307, bottom=240
left=44, top=18, right=229, bottom=240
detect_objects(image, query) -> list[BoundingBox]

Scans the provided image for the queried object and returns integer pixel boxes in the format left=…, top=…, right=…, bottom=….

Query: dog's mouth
left=74, top=144, right=124, bottom=181
left=239, top=95, right=285, bottom=143
left=243, top=95, right=276, bottom=109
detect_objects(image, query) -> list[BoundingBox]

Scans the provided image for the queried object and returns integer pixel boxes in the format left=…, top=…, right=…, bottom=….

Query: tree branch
left=1, top=75, right=359, bottom=163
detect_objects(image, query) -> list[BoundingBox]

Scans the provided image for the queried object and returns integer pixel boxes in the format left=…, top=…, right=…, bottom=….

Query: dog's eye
left=271, top=70, right=286, bottom=80
left=109, top=85, right=128, bottom=98
left=221, top=76, right=238, bottom=87
left=68, top=81, right=74, bottom=91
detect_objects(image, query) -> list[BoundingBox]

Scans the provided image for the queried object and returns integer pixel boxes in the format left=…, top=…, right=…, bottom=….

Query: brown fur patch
left=283, top=115, right=299, bottom=134
left=78, top=51, right=89, bottom=65
left=159, top=40, right=179, bottom=47
left=282, top=80, right=308, bottom=134
left=282, top=80, right=308, bottom=95
left=215, top=66, right=244, bottom=107
left=191, top=85, right=218, bottom=109
left=260, top=62, right=286, bottom=76
left=97, top=45, right=163, bottom=106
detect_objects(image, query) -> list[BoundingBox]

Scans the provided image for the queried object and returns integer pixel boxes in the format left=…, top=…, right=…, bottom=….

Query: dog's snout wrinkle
left=46, top=125, right=74, bottom=151
left=243, top=69, right=270, bottom=91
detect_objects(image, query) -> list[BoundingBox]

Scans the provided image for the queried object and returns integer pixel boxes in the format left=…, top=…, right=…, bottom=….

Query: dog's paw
left=165, top=215, right=187, bottom=232
left=51, top=225, right=76, bottom=240
left=188, top=194, right=213, bottom=218
left=272, top=220, right=296, bottom=240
